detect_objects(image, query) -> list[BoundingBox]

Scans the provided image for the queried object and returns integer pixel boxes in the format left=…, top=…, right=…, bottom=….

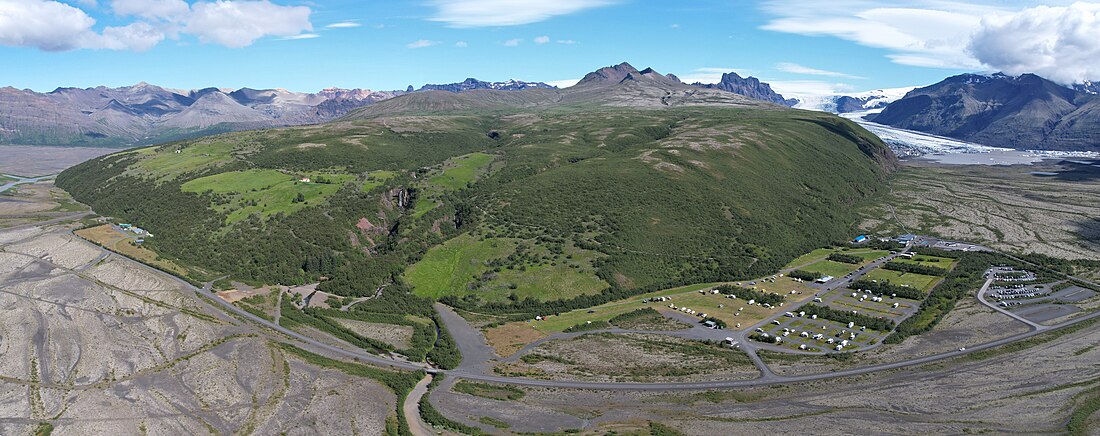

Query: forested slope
left=59, top=91, right=895, bottom=316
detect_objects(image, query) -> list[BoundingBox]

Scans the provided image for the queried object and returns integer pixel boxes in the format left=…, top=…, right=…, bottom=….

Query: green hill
left=57, top=64, right=895, bottom=317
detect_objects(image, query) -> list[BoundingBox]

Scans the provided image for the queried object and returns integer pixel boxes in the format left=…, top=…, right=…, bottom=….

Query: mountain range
left=694, top=72, right=798, bottom=106
left=795, top=88, right=915, bottom=114
left=0, top=66, right=795, bottom=147
left=871, top=73, right=1100, bottom=151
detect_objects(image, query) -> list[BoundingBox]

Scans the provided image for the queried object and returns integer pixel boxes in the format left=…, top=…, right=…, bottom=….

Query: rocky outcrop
left=693, top=72, right=798, bottom=106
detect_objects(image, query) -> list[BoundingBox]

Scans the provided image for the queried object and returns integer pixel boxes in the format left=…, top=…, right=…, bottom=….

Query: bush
left=564, top=320, right=611, bottom=333
left=801, top=303, right=895, bottom=332
left=749, top=332, right=780, bottom=343
left=827, top=253, right=862, bottom=264
left=788, top=270, right=823, bottom=281
left=884, top=261, right=947, bottom=276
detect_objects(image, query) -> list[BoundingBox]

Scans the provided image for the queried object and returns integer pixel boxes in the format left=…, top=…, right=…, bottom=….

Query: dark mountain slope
left=873, top=73, right=1100, bottom=151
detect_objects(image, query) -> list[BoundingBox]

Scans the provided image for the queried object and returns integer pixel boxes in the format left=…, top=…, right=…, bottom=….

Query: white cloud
left=776, top=62, right=865, bottom=79
left=503, top=38, right=521, bottom=46
left=0, top=0, right=168, bottom=51
left=407, top=39, right=437, bottom=48
left=455, top=40, right=467, bottom=47
left=760, top=0, right=994, bottom=69
left=0, top=0, right=315, bottom=51
left=533, top=35, right=549, bottom=44
left=325, top=21, right=360, bottom=28
left=556, top=39, right=576, bottom=44
left=91, top=21, right=165, bottom=50
left=766, top=80, right=857, bottom=101
left=185, top=1, right=312, bottom=48
left=969, top=2, right=1100, bottom=84
left=0, top=0, right=96, bottom=51
left=761, top=1, right=1100, bottom=83
left=427, top=0, right=616, bottom=27
left=280, top=33, right=318, bottom=40
left=669, top=23, right=679, bottom=29
left=547, top=78, right=579, bottom=88
left=111, top=0, right=189, bottom=20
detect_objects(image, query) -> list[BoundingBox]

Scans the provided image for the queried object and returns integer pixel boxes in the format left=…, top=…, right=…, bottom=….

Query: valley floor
left=861, top=160, right=1100, bottom=265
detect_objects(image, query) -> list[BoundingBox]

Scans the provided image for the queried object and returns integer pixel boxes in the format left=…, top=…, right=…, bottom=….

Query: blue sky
left=3, top=1, right=1098, bottom=98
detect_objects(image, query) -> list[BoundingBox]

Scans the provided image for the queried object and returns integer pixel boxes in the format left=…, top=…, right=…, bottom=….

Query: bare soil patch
left=496, top=333, right=759, bottom=382
left=484, top=322, right=547, bottom=357
left=331, top=318, right=415, bottom=349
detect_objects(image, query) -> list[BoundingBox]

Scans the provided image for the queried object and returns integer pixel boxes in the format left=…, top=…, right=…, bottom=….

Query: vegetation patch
left=609, top=307, right=691, bottom=330
left=405, top=233, right=607, bottom=303
left=453, top=380, right=525, bottom=401
left=863, top=268, right=941, bottom=292
left=181, top=169, right=352, bottom=223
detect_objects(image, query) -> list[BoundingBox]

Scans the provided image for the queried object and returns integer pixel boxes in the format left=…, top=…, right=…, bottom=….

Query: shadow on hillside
left=1031, top=159, right=1100, bottom=182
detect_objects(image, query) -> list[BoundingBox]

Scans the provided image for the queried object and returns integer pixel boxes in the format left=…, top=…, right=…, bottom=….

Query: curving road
left=975, top=277, right=1047, bottom=330
left=58, top=220, right=1100, bottom=391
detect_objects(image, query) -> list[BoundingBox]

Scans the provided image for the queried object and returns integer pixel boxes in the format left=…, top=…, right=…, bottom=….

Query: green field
left=785, top=247, right=889, bottom=270
left=801, top=260, right=861, bottom=278
left=136, top=141, right=235, bottom=178
left=427, top=152, right=494, bottom=190
left=864, top=268, right=942, bottom=292
left=404, top=232, right=607, bottom=302
left=412, top=152, right=495, bottom=218
left=894, top=255, right=956, bottom=269
left=526, top=282, right=726, bottom=333
left=181, top=169, right=352, bottom=223
left=361, top=170, right=397, bottom=192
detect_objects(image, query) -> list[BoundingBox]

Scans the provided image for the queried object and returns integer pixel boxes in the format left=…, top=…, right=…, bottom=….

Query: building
left=816, top=275, right=834, bottom=284
left=299, top=177, right=311, bottom=183
left=853, top=235, right=869, bottom=243
left=897, top=234, right=917, bottom=244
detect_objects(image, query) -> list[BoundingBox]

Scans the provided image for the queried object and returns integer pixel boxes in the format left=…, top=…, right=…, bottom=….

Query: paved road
left=975, top=277, right=1047, bottom=330
left=48, top=217, right=1100, bottom=391
left=68, top=230, right=432, bottom=373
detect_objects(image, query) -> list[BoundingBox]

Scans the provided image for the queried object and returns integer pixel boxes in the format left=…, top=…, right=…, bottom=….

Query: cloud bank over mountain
left=0, top=0, right=313, bottom=51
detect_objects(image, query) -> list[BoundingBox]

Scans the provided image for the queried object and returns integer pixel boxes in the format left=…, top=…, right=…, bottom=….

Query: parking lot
left=981, top=267, right=1100, bottom=325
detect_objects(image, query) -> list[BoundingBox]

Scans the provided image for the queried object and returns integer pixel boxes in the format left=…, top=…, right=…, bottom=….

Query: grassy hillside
left=58, top=102, right=894, bottom=317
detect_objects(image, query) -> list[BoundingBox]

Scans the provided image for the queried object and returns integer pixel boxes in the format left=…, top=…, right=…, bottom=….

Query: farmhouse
left=816, top=275, right=834, bottom=284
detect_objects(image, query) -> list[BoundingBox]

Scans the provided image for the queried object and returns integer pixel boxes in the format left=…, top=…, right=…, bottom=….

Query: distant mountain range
left=0, top=84, right=404, bottom=147
left=344, top=62, right=772, bottom=119
left=871, top=73, right=1100, bottom=152
left=418, top=78, right=554, bottom=93
left=0, top=67, right=797, bottom=147
left=795, top=88, right=915, bottom=114
left=694, top=72, right=798, bottom=106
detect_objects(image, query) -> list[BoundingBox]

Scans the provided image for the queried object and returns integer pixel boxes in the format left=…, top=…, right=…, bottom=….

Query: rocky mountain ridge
left=871, top=72, right=1100, bottom=151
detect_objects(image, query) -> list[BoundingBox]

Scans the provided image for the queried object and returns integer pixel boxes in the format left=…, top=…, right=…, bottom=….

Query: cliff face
left=694, top=72, right=798, bottom=106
